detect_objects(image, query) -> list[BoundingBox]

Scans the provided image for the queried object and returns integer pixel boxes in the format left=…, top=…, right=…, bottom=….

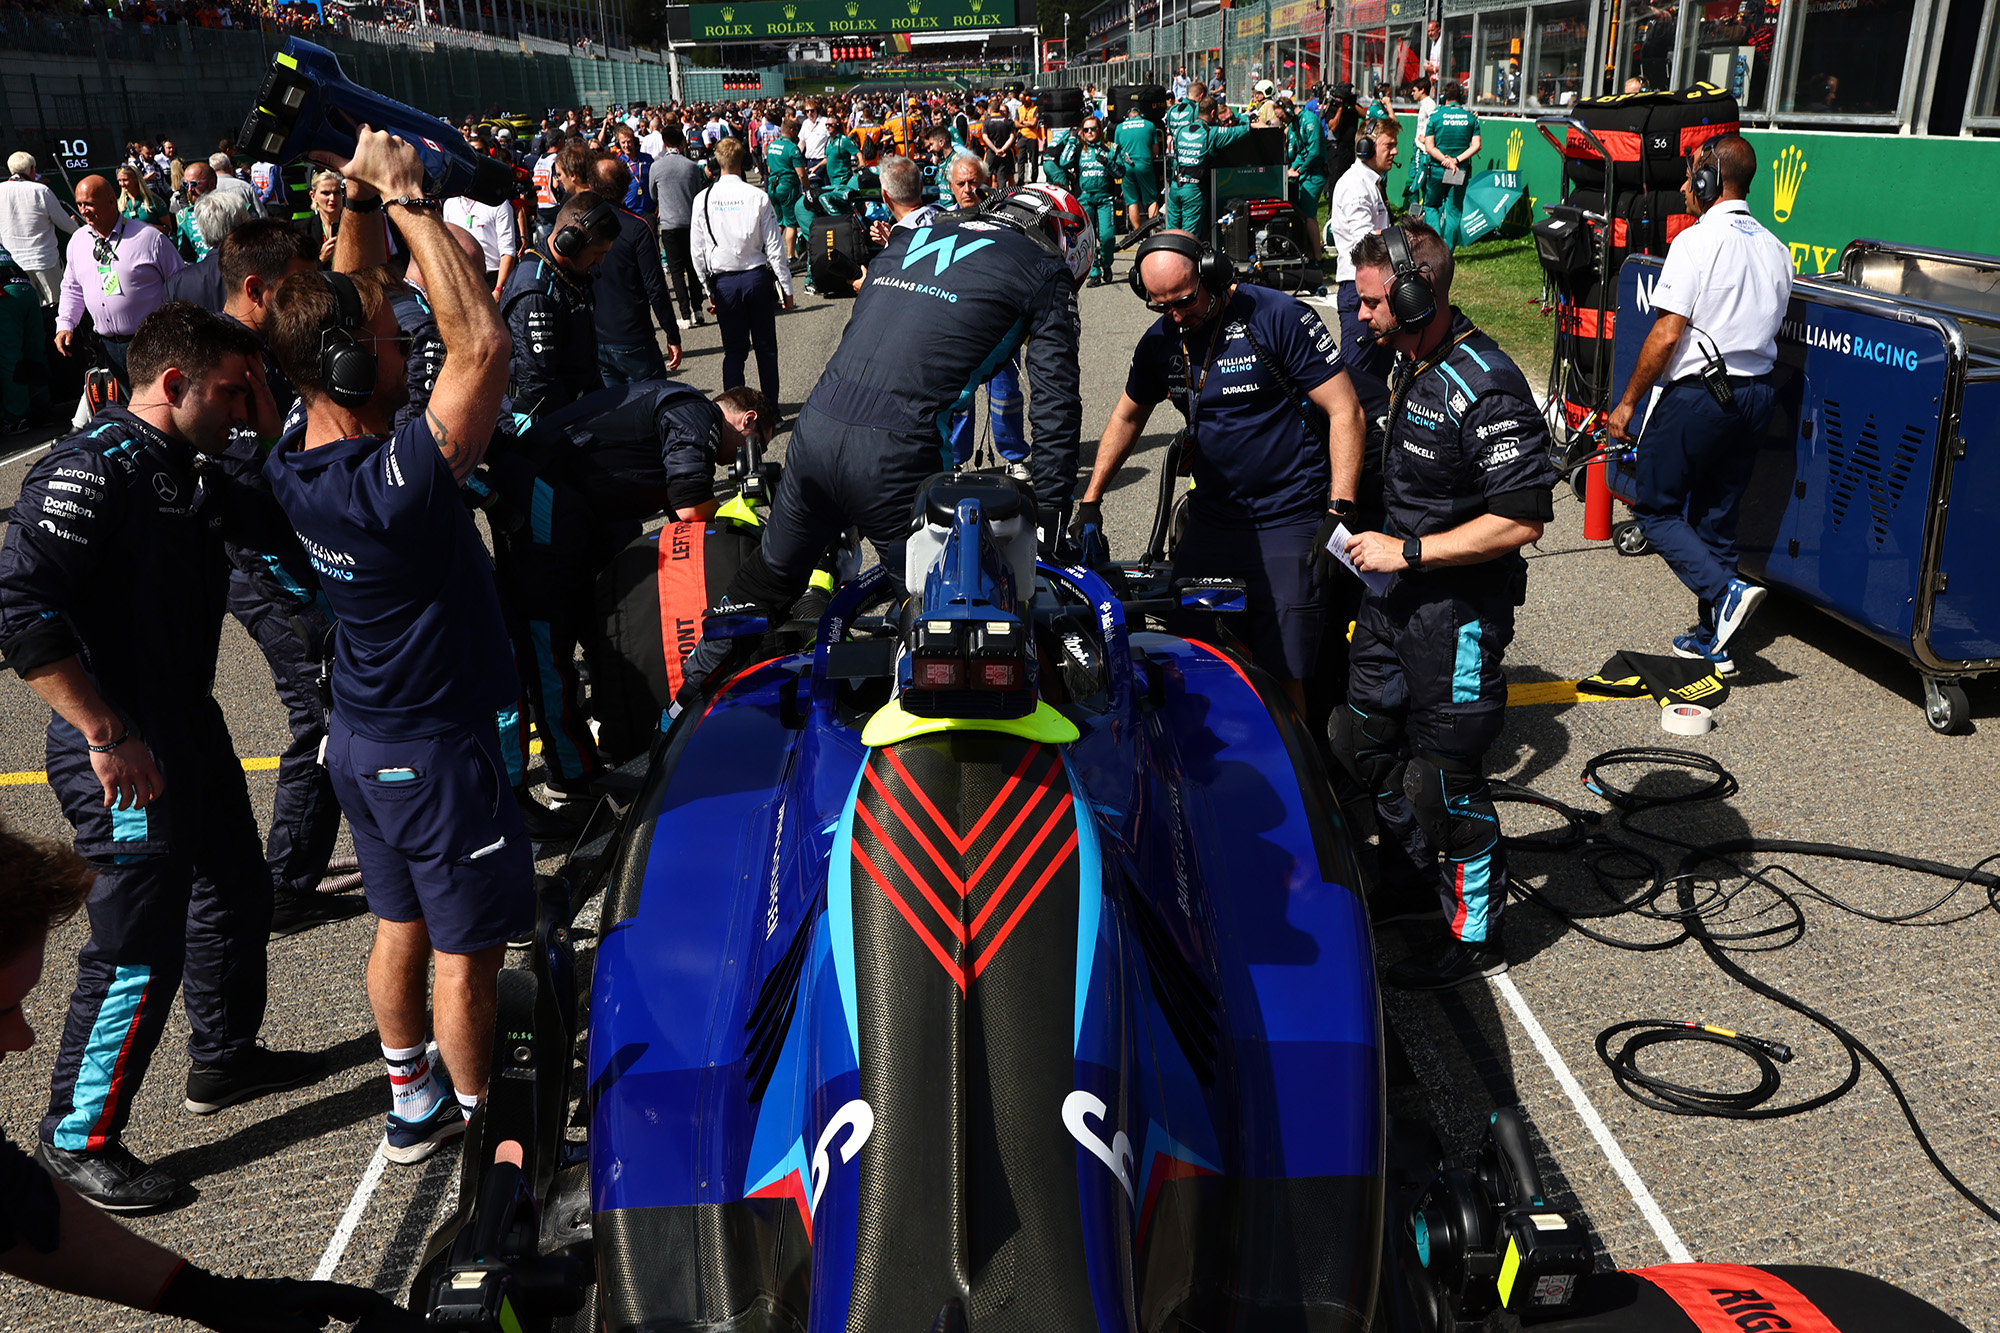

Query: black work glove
left=154, top=1263, right=403, bottom=1332
left=1311, top=507, right=1347, bottom=588
left=1069, top=500, right=1109, bottom=567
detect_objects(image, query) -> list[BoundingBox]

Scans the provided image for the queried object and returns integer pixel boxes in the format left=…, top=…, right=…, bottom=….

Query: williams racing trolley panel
left=1607, top=242, right=2000, bottom=734
left=404, top=473, right=1976, bottom=1333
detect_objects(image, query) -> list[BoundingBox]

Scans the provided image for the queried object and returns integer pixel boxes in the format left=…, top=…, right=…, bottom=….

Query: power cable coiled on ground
left=1501, top=747, right=2000, bottom=1224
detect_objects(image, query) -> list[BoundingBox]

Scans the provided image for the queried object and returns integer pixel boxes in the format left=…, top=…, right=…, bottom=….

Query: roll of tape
left=1661, top=703, right=1714, bottom=736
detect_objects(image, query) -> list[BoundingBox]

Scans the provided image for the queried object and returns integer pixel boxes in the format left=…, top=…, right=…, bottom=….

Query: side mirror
left=702, top=610, right=770, bottom=640
left=1176, top=578, right=1248, bottom=614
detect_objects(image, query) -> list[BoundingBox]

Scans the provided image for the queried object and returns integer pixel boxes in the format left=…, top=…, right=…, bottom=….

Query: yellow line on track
left=0, top=688, right=1620, bottom=790
left=0, top=742, right=547, bottom=788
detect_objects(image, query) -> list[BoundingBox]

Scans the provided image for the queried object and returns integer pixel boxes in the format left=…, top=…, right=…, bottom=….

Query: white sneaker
left=1710, top=577, right=1767, bottom=650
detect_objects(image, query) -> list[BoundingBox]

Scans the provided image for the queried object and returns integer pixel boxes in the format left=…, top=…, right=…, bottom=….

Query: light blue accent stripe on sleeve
left=1461, top=344, right=1490, bottom=372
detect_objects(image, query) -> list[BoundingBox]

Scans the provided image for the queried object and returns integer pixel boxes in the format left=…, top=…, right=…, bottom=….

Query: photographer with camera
left=1607, top=136, right=1790, bottom=676
left=262, top=125, right=528, bottom=1165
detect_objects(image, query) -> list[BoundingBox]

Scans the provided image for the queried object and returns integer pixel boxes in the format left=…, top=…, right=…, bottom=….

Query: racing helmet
left=978, top=183, right=1096, bottom=289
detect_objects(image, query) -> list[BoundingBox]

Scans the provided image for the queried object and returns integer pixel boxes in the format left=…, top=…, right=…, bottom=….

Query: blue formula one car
left=410, top=469, right=1974, bottom=1333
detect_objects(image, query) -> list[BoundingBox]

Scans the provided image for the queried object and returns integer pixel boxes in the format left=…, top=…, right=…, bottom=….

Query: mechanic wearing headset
left=1077, top=230, right=1367, bottom=715
left=498, top=191, right=621, bottom=422
left=263, top=128, right=531, bottom=1166
left=486, top=379, right=773, bottom=818
left=0, top=303, right=327, bottom=1214
left=677, top=186, right=1090, bottom=705
left=0, top=824, right=404, bottom=1331
left=1608, top=135, right=1790, bottom=677
left=1338, top=219, right=1556, bottom=990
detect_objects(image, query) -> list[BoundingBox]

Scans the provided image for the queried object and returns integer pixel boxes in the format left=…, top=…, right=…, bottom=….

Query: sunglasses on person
left=1145, top=289, right=1207, bottom=314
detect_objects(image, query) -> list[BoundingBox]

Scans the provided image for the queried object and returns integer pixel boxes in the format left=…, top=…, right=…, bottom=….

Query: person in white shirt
left=798, top=106, right=830, bottom=172
left=639, top=115, right=665, bottom=160
left=443, top=194, right=521, bottom=296
left=1608, top=135, right=1793, bottom=675
left=691, top=138, right=792, bottom=408
left=1325, top=116, right=1400, bottom=436
left=207, top=154, right=266, bottom=219
left=0, top=153, right=79, bottom=306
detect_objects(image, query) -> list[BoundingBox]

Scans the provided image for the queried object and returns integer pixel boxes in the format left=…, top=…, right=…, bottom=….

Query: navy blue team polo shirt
left=1126, top=281, right=1346, bottom=527
left=265, top=415, right=515, bottom=739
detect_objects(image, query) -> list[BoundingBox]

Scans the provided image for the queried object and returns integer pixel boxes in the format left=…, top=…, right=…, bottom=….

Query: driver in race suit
left=676, top=186, right=1093, bottom=706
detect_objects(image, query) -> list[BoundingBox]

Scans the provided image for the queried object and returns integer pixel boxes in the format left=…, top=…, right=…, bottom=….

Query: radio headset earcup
left=318, top=270, right=377, bottom=409
left=1383, top=223, right=1437, bottom=332
left=552, top=199, right=618, bottom=260
left=1127, top=230, right=1233, bottom=303
left=1690, top=146, right=1723, bottom=208
left=1355, top=135, right=1375, bottom=161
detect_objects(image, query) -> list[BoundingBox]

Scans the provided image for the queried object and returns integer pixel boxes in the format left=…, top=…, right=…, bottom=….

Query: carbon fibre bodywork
left=583, top=561, right=1385, bottom=1331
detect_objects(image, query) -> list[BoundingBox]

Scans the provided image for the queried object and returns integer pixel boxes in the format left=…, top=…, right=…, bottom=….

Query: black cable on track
left=1502, top=746, right=2000, bottom=1224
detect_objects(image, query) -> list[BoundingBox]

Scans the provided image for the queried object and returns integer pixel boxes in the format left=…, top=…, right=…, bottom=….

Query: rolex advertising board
left=691, top=0, right=1016, bottom=39
left=1384, top=120, right=2000, bottom=274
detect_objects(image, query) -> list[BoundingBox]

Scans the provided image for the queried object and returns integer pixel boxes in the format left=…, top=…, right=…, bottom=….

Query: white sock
left=455, top=1088, right=481, bottom=1115
left=383, top=1042, right=444, bottom=1120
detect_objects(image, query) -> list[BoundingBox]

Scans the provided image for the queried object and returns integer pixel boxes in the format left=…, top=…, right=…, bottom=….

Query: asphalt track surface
left=5, top=272, right=2000, bottom=1330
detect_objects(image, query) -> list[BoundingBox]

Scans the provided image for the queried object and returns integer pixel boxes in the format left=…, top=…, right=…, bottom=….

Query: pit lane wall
left=1376, top=118, right=2000, bottom=275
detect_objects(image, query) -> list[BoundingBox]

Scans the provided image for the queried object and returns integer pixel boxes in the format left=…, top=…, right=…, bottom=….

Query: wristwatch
left=1329, top=497, right=1356, bottom=517
left=1403, top=536, right=1423, bottom=568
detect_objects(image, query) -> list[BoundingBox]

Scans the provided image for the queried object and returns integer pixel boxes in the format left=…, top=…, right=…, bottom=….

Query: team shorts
left=326, top=714, right=534, bottom=954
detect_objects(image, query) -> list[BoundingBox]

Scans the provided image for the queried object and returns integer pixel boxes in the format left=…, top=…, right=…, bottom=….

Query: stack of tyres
left=1043, top=86, right=1086, bottom=129
left=1110, top=83, right=1168, bottom=125
left=1551, top=85, right=1735, bottom=424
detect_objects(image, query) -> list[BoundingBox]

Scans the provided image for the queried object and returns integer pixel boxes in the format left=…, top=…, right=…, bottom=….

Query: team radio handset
left=1691, top=324, right=1735, bottom=412
left=236, top=38, right=516, bottom=206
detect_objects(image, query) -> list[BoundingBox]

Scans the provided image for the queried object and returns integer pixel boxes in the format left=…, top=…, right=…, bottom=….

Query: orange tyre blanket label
left=1631, top=1264, right=1842, bottom=1333
left=658, top=521, right=709, bottom=701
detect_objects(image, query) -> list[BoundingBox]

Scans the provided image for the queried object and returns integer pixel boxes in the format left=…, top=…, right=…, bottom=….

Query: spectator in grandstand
left=0, top=153, right=78, bottom=307
left=54, top=175, right=183, bottom=385
left=653, top=122, right=707, bottom=326
left=445, top=190, right=521, bottom=298
left=691, top=138, right=790, bottom=410
left=207, top=154, right=264, bottom=219
left=161, top=191, right=252, bottom=313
